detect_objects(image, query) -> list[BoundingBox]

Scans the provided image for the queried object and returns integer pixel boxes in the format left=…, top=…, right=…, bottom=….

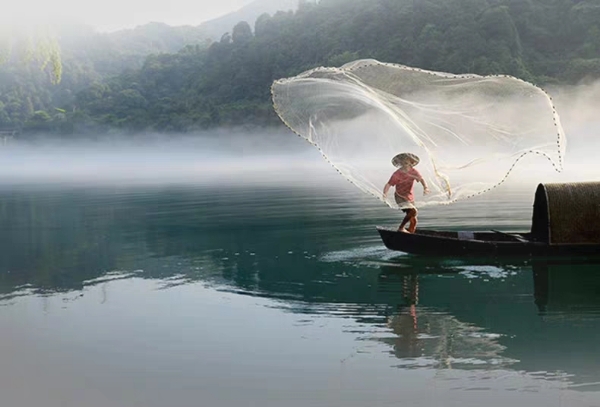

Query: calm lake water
left=1, top=174, right=600, bottom=407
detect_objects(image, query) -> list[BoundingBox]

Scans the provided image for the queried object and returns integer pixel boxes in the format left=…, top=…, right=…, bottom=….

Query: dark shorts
left=394, top=194, right=416, bottom=213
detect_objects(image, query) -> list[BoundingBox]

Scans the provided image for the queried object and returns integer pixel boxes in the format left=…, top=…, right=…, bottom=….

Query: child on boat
left=382, top=152, right=430, bottom=233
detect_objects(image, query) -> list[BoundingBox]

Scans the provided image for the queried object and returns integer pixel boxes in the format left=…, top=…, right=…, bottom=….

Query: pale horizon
left=2, top=0, right=259, bottom=33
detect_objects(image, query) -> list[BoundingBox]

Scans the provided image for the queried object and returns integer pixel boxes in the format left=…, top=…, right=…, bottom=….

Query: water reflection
left=1, top=185, right=600, bottom=393
left=374, top=261, right=600, bottom=381
left=533, top=259, right=600, bottom=314
left=526, top=260, right=600, bottom=390
left=375, top=270, right=514, bottom=370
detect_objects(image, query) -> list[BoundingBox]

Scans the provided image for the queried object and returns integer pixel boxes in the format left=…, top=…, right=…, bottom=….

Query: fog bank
left=0, top=129, right=338, bottom=187
left=1, top=80, right=599, bottom=189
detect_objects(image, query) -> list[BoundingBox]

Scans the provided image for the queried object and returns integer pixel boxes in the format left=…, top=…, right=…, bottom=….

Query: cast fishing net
left=271, top=59, right=566, bottom=209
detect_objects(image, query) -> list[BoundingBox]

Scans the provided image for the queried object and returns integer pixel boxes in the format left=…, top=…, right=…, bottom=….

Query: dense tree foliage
left=0, top=23, right=210, bottom=133
left=2, top=0, right=600, bottom=135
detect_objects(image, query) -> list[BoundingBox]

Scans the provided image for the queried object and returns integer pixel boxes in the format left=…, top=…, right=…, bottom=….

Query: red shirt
left=388, top=168, right=422, bottom=202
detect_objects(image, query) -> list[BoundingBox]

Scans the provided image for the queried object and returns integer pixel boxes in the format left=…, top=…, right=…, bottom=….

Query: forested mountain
left=0, top=22, right=210, bottom=132
left=200, top=0, right=299, bottom=40
left=2, top=0, right=600, bottom=136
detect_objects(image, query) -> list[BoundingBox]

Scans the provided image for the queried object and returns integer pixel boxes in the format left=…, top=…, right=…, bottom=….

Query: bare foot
left=398, top=227, right=410, bottom=233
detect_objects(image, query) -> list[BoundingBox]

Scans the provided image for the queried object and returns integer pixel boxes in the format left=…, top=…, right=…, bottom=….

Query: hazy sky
left=5, top=0, right=257, bottom=32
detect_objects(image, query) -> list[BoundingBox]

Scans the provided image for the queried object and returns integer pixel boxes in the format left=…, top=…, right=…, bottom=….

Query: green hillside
left=2, top=0, right=600, bottom=135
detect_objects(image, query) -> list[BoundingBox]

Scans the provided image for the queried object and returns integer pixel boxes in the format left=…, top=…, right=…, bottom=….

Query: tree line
left=2, top=0, right=600, bottom=135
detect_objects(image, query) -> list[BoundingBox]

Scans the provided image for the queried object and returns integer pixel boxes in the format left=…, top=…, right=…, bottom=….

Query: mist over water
left=1, top=82, right=599, bottom=191
left=0, top=129, right=337, bottom=187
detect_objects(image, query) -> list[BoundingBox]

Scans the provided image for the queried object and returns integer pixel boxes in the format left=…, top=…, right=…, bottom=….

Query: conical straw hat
left=392, top=152, right=420, bottom=167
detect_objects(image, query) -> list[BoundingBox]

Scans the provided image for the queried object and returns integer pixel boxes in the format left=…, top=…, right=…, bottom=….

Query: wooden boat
left=377, top=182, right=600, bottom=257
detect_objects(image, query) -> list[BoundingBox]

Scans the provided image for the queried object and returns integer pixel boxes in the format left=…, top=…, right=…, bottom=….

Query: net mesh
left=271, top=59, right=566, bottom=209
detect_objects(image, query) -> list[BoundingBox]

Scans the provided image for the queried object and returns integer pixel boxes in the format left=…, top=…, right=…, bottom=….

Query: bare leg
left=398, top=212, right=411, bottom=232
left=407, top=209, right=418, bottom=233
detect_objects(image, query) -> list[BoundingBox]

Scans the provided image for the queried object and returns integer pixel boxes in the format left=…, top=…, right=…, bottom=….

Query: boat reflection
left=374, top=259, right=600, bottom=388
left=532, top=258, right=600, bottom=314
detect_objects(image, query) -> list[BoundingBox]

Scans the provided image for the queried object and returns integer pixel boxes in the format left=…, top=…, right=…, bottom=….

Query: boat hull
left=376, top=227, right=600, bottom=258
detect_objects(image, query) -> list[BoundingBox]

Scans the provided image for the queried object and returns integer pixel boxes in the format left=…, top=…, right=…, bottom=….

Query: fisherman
left=382, top=153, right=429, bottom=233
